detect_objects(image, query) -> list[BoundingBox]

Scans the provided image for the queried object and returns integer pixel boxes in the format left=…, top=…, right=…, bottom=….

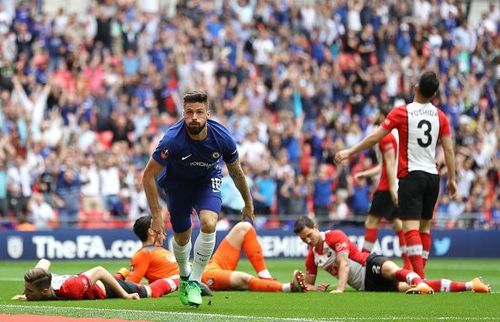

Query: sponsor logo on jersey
left=189, top=161, right=218, bottom=168
left=160, top=149, right=169, bottom=159
left=212, top=152, right=220, bottom=159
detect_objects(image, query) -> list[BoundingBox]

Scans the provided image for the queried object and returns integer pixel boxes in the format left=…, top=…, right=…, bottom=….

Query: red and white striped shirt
left=305, top=230, right=369, bottom=291
left=381, top=103, right=451, bottom=178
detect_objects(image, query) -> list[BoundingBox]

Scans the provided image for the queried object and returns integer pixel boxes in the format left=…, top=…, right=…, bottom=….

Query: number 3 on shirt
left=417, top=120, right=432, bottom=148
left=211, top=178, right=222, bottom=192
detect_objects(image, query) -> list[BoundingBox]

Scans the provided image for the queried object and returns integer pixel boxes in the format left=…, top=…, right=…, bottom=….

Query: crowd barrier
left=1, top=228, right=499, bottom=260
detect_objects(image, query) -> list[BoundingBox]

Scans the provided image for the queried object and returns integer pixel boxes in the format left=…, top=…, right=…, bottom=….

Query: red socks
left=395, top=269, right=422, bottom=285
left=420, top=232, right=431, bottom=269
left=363, top=228, right=378, bottom=253
left=397, top=230, right=412, bottom=270
left=150, top=278, right=178, bottom=298
left=424, top=279, right=467, bottom=292
left=404, top=229, right=425, bottom=278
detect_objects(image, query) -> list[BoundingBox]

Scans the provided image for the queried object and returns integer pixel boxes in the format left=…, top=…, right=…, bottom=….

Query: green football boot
left=185, top=281, right=202, bottom=307
left=178, top=276, right=189, bottom=305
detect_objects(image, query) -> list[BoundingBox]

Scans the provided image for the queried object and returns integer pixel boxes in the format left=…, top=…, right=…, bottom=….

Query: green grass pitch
left=0, top=259, right=499, bottom=321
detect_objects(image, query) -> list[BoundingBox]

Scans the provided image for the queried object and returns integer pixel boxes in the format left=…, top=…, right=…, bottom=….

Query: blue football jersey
left=152, top=119, right=239, bottom=184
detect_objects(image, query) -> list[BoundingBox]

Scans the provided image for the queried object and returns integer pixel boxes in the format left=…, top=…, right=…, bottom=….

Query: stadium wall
left=0, top=228, right=499, bottom=260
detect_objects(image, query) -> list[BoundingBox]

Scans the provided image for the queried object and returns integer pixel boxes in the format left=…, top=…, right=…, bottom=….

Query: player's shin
left=248, top=277, right=284, bottom=292
left=396, top=269, right=422, bottom=285
left=173, top=239, right=192, bottom=277
left=424, top=279, right=467, bottom=292
left=420, top=232, right=431, bottom=269
left=363, top=228, right=378, bottom=253
left=404, top=229, right=425, bottom=277
left=397, top=230, right=412, bottom=270
left=150, top=278, right=178, bottom=297
left=243, top=227, right=271, bottom=279
left=191, top=231, right=216, bottom=282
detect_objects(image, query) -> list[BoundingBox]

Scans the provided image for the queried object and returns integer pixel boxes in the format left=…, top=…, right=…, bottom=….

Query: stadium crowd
left=0, top=0, right=498, bottom=230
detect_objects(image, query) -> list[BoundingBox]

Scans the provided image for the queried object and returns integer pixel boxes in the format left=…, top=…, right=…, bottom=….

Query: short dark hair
left=418, top=71, right=439, bottom=99
left=133, top=215, right=152, bottom=242
left=293, top=216, right=316, bottom=234
left=183, top=91, right=208, bottom=105
left=24, top=268, right=52, bottom=290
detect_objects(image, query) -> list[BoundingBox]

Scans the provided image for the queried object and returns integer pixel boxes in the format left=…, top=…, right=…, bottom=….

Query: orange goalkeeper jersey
left=126, top=245, right=179, bottom=284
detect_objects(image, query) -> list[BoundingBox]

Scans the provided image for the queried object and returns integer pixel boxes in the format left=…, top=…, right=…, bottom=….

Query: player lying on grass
left=201, top=221, right=306, bottom=292
left=112, top=215, right=211, bottom=296
left=293, top=216, right=491, bottom=295
left=14, top=258, right=176, bottom=301
left=113, top=215, right=180, bottom=284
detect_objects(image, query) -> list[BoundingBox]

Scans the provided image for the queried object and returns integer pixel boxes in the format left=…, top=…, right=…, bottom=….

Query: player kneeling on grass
left=14, top=259, right=176, bottom=301
left=201, top=222, right=306, bottom=293
left=293, top=216, right=491, bottom=295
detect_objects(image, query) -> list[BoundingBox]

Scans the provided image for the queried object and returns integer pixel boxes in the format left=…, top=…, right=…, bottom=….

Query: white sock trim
left=363, top=241, right=375, bottom=251
left=257, top=269, right=272, bottom=279
left=165, top=278, right=178, bottom=291
left=407, top=245, right=423, bottom=256
left=406, top=272, right=420, bottom=285
left=440, top=279, right=451, bottom=292
left=422, top=250, right=429, bottom=259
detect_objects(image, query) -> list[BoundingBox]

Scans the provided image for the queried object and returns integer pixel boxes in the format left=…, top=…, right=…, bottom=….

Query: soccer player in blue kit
left=142, top=91, right=254, bottom=307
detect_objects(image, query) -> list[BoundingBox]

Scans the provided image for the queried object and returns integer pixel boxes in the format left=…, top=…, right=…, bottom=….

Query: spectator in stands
left=0, top=0, right=497, bottom=230
left=27, top=192, right=55, bottom=230
left=252, top=168, right=276, bottom=216
left=312, top=164, right=333, bottom=219
left=54, top=168, right=82, bottom=228
left=0, top=156, right=7, bottom=217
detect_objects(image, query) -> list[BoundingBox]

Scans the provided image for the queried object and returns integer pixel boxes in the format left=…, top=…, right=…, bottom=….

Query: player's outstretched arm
left=354, top=165, right=382, bottom=181
left=84, top=266, right=140, bottom=300
left=335, top=127, right=388, bottom=163
left=142, top=158, right=166, bottom=245
left=226, top=159, right=255, bottom=222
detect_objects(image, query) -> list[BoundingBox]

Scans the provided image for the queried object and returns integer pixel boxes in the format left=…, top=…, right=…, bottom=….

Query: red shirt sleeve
left=381, top=106, right=406, bottom=132
left=126, top=249, right=151, bottom=284
left=438, top=110, right=451, bottom=138
left=305, top=247, right=317, bottom=276
left=379, top=133, right=396, bottom=153
left=324, top=230, right=350, bottom=255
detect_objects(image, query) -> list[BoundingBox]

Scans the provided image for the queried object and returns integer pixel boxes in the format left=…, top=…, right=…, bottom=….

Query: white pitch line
left=0, top=305, right=499, bottom=321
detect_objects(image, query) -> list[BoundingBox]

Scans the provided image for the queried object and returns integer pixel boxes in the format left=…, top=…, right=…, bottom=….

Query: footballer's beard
left=187, top=120, right=207, bottom=135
